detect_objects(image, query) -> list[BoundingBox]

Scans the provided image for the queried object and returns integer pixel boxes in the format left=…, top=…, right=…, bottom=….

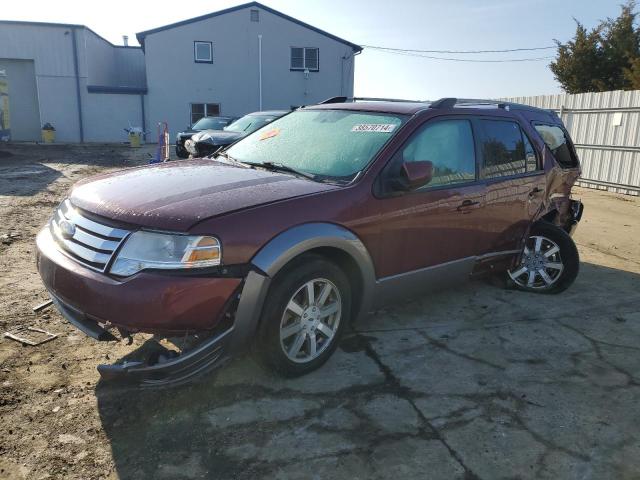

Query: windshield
left=226, top=110, right=405, bottom=181
left=192, top=117, right=230, bottom=130
left=225, top=115, right=278, bottom=134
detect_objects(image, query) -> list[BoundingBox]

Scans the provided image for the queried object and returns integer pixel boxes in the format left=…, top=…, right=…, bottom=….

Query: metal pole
left=71, top=28, right=84, bottom=142
left=258, top=34, right=263, bottom=110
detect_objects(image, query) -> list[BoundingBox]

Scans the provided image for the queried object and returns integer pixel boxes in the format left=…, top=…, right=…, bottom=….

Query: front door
left=371, top=116, right=491, bottom=294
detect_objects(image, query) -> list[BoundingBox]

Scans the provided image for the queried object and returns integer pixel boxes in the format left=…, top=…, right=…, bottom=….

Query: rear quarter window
left=533, top=123, right=579, bottom=168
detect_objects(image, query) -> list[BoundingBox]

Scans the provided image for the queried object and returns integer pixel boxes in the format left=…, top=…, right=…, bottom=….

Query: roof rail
left=429, top=98, right=509, bottom=110
left=319, top=96, right=349, bottom=104
left=318, top=96, right=426, bottom=105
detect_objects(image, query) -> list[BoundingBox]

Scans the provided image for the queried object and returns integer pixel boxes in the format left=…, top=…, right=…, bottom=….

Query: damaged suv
left=36, top=97, right=583, bottom=385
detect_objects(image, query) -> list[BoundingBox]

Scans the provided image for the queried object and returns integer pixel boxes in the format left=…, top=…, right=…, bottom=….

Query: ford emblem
left=58, top=219, right=76, bottom=239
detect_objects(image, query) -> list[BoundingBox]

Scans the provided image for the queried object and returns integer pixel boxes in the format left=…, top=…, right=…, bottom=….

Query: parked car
left=36, top=97, right=583, bottom=385
left=175, top=116, right=236, bottom=158
left=185, top=110, right=287, bottom=157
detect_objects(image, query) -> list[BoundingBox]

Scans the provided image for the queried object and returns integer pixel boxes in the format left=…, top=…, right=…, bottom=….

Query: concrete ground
left=1, top=144, right=639, bottom=479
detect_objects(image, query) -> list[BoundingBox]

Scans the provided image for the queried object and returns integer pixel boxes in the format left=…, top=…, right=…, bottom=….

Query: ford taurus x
left=36, top=97, right=583, bottom=385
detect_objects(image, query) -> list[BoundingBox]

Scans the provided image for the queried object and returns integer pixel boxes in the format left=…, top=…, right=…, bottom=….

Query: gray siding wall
left=143, top=5, right=356, bottom=138
left=0, top=23, right=81, bottom=141
left=0, top=23, right=146, bottom=142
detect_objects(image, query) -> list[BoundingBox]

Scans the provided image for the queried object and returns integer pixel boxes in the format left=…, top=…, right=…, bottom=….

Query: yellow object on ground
left=129, top=132, right=141, bottom=148
left=41, top=129, right=55, bottom=143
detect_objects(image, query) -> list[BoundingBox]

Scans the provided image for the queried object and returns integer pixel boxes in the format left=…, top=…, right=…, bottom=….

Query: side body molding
left=231, top=223, right=376, bottom=351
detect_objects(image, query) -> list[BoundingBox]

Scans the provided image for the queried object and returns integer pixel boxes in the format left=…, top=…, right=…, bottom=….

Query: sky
left=1, top=0, right=627, bottom=99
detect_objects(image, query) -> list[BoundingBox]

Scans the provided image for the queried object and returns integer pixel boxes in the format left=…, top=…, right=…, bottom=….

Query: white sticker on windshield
left=351, top=124, right=397, bottom=133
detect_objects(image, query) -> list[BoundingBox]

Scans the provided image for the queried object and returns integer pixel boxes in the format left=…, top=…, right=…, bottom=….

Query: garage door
left=0, top=59, right=40, bottom=141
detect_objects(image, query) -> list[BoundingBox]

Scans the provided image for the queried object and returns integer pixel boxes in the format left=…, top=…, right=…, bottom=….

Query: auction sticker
left=260, top=128, right=280, bottom=140
left=351, top=124, right=397, bottom=133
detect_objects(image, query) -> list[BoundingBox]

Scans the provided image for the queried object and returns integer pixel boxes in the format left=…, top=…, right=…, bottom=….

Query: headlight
left=110, top=231, right=221, bottom=276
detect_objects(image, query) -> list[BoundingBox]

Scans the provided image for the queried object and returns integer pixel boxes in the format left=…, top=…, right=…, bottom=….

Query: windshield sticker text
left=351, top=124, right=397, bottom=133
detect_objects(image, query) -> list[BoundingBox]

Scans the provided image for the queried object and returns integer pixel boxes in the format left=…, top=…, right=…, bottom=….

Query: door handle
left=456, top=200, right=480, bottom=212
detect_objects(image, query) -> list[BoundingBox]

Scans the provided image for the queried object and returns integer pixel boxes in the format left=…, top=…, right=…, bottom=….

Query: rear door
left=477, top=117, right=546, bottom=255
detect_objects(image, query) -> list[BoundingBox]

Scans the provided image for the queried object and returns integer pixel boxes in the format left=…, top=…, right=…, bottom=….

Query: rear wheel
left=508, top=222, right=579, bottom=294
left=256, top=256, right=350, bottom=376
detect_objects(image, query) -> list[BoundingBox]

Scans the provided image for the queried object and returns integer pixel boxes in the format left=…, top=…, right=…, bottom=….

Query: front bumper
left=36, top=227, right=272, bottom=385
left=36, top=228, right=241, bottom=334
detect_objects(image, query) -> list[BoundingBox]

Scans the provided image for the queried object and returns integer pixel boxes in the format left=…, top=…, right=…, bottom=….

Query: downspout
left=258, top=34, right=263, bottom=110
left=140, top=94, right=146, bottom=142
left=71, top=28, right=84, bottom=142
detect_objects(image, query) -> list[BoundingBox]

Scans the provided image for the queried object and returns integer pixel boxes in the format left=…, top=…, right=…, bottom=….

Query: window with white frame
left=194, top=41, right=213, bottom=63
left=191, top=103, right=220, bottom=125
left=290, top=47, right=319, bottom=71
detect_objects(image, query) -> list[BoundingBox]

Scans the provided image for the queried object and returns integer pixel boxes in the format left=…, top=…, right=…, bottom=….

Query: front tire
left=256, top=255, right=351, bottom=376
left=507, top=222, right=579, bottom=294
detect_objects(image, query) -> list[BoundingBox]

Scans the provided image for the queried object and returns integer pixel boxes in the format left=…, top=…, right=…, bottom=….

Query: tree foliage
left=550, top=1, right=640, bottom=93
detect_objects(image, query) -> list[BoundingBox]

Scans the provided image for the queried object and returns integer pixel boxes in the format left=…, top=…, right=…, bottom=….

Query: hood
left=70, top=160, right=338, bottom=231
left=177, top=129, right=197, bottom=138
left=193, top=130, right=244, bottom=146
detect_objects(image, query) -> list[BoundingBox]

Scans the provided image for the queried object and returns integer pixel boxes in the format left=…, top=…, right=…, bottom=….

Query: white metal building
left=0, top=2, right=361, bottom=143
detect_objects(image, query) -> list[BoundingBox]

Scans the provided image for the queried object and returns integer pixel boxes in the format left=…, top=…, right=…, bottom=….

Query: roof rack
left=429, top=97, right=553, bottom=114
left=429, top=98, right=509, bottom=110
left=318, top=96, right=426, bottom=105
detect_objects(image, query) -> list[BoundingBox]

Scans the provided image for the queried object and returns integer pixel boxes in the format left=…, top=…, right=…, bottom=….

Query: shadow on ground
left=95, top=262, right=640, bottom=480
left=0, top=143, right=153, bottom=196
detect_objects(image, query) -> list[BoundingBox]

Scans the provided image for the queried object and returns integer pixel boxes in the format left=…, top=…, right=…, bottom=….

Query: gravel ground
left=0, top=144, right=639, bottom=480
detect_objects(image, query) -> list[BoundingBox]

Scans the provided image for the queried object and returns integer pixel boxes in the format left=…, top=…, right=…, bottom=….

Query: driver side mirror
left=400, top=160, right=433, bottom=190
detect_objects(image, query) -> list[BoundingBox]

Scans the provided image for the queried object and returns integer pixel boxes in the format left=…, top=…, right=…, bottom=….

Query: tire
left=507, top=222, right=579, bottom=294
left=175, top=144, right=189, bottom=159
left=255, top=255, right=351, bottom=377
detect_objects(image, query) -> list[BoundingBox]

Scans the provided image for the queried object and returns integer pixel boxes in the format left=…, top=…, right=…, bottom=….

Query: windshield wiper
left=242, top=161, right=317, bottom=181
left=213, top=151, right=248, bottom=167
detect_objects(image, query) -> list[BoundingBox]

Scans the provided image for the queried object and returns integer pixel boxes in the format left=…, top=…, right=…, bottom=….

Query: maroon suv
left=36, top=97, right=583, bottom=385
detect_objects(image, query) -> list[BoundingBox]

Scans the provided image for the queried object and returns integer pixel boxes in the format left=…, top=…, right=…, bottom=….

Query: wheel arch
left=250, top=223, right=376, bottom=322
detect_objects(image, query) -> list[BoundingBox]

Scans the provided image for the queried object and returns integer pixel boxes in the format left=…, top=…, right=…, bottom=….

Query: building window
left=191, top=103, right=220, bottom=125
left=250, top=9, right=260, bottom=22
left=194, top=41, right=213, bottom=63
left=290, top=47, right=319, bottom=71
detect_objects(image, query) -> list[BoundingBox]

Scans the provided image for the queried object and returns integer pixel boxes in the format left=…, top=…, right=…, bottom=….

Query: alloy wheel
left=509, top=235, right=564, bottom=290
left=279, top=278, right=342, bottom=363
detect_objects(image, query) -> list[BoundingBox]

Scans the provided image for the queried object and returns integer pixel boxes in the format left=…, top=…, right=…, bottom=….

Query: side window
left=401, top=119, right=476, bottom=188
left=533, top=123, right=579, bottom=168
left=480, top=120, right=529, bottom=178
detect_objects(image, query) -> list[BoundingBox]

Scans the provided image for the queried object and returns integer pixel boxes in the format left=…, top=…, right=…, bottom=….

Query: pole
left=258, top=34, right=263, bottom=110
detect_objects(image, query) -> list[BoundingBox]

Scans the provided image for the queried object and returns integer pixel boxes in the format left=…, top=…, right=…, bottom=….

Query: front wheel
left=256, top=256, right=350, bottom=376
left=507, top=222, right=579, bottom=294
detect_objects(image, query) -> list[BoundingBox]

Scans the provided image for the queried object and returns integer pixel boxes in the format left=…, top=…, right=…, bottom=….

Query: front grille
left=49, top=200, right=130, bottom=272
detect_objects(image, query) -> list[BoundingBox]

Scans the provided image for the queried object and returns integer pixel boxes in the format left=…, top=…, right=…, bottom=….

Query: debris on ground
left=4, top=326, right=58, bottom=346
left=32, top=299, right=53, bottom=313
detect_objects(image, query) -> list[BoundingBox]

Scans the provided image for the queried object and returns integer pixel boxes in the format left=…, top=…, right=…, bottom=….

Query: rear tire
left=507, top=222, right=579, bottom=294
left=255, top=255, right=351, bottom=377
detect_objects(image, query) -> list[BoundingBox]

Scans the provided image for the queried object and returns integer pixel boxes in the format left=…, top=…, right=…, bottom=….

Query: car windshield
left=224, top=115, right=279, bottom=134
left=226, top=110, right=405, bottom=181
left=192, top=117, right=230, bottom=130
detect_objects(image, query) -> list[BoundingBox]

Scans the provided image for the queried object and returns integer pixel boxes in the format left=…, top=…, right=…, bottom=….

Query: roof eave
left=135, top=1, right=361, bottom=52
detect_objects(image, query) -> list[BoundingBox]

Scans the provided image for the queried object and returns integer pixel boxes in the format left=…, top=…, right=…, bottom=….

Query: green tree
left=550, top=1, right=640, bottom=93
